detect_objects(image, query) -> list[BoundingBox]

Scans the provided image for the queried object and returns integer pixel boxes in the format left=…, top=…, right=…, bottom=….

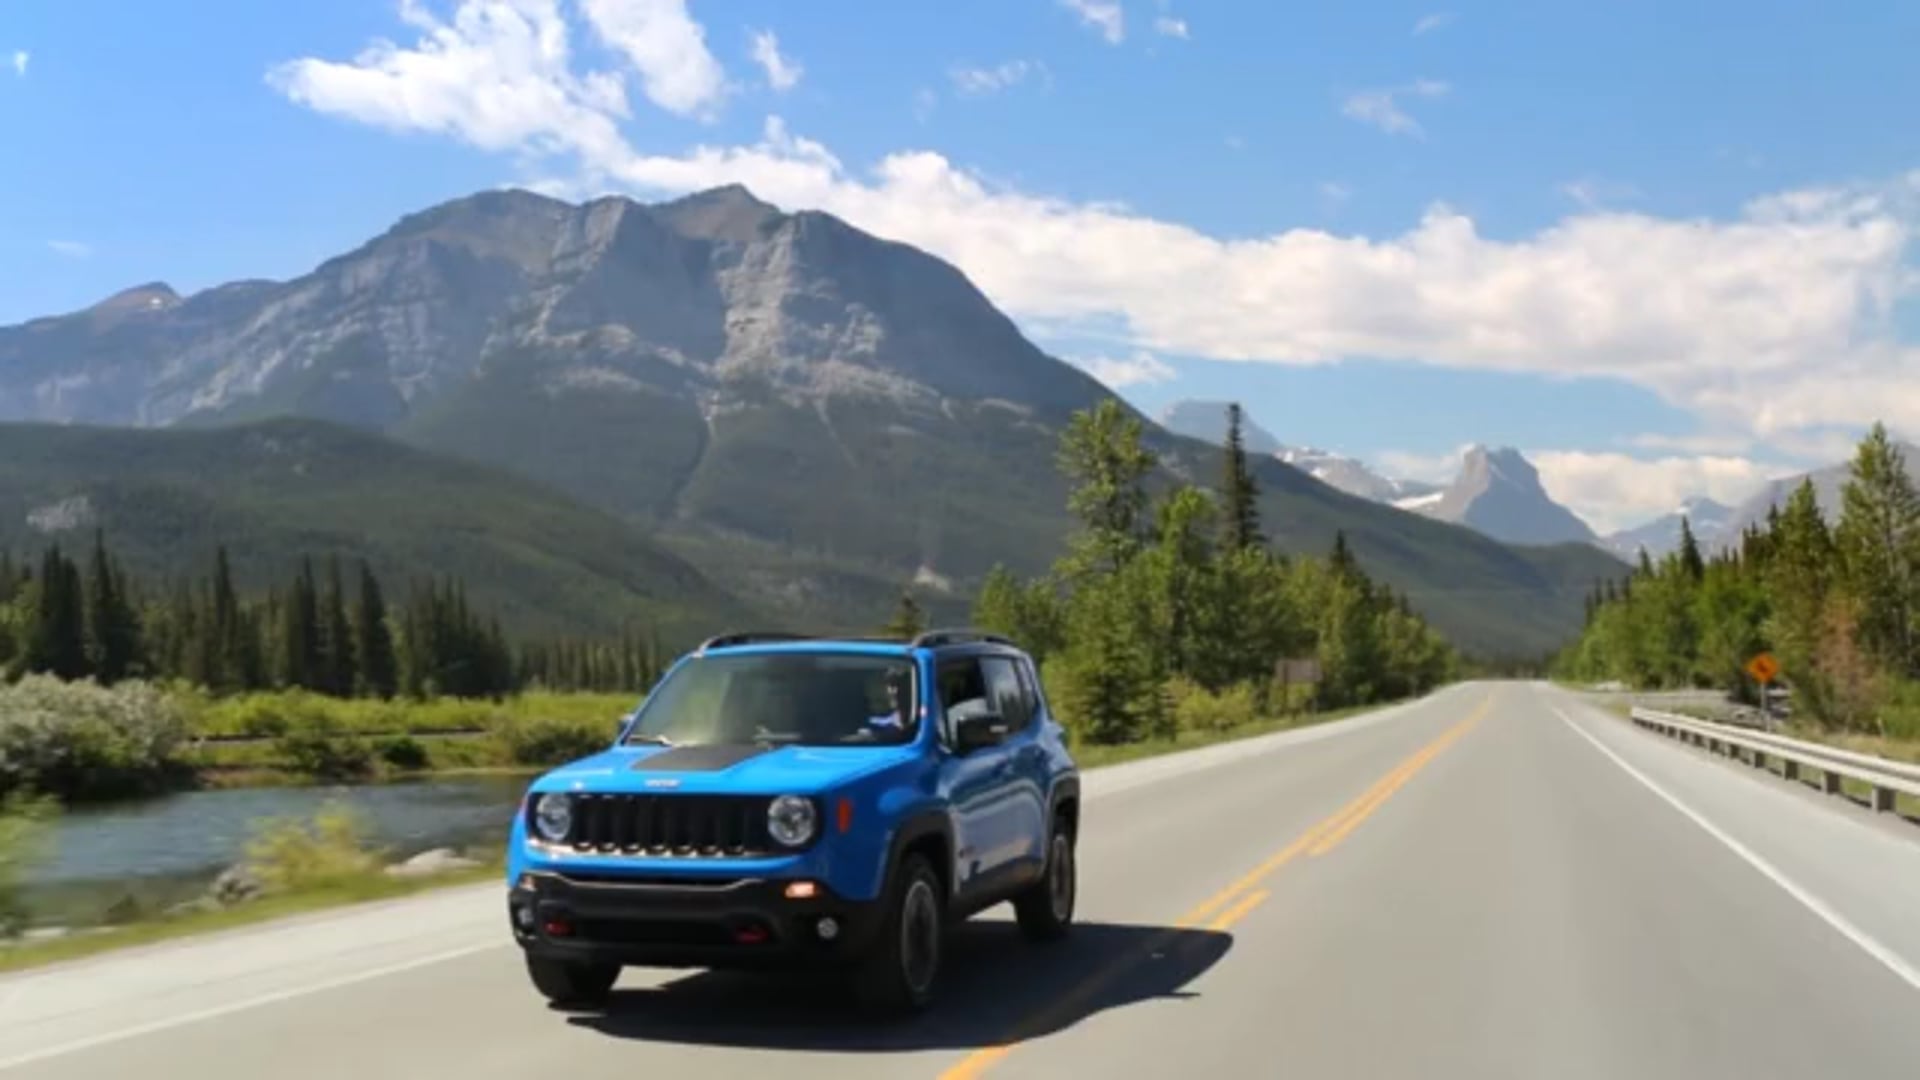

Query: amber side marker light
left=836, top=798, right=854, bottom=834
left=785, top=881, right=819, bottom=900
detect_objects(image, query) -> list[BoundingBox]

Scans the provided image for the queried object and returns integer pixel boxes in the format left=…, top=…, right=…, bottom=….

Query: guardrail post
left=1752, top=750, right=1767, bottom=771
left=1783, top=760, right=1800, bottom=782
left=1823, top=771, right=1844, bottom=795
left=1872, top=787, right=1897, bottom=813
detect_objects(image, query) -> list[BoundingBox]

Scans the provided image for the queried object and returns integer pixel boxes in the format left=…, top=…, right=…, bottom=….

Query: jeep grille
left=556, top=794, right=780, bottom=857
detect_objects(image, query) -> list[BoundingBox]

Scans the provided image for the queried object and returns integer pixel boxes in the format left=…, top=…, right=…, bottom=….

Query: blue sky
left=4, top=0, right=1919, bottom=531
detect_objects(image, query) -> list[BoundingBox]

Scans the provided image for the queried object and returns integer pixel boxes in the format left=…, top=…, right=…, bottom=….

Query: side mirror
left=953, top=711, right=1009, bottom=754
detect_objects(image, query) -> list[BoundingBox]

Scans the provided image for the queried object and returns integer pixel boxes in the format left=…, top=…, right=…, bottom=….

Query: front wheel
left=854, top=853, right=944, bottom=1015
left=1014, top=817, right=1075, bottom=942
left=525, top=954, right=619, bottom=1009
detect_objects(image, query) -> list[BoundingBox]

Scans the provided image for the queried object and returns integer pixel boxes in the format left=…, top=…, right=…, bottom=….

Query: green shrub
left=1168, top=678, right=1259, bottom=735
left=376, top=735, right=430, bottom=771
left=490, top=714, right=611, bottom=766
left=273, top=712, right=375, bottom=781
left=0, top=795, right=54, bottom=938
left=244, top=803, right=381, bottom=892
left=0, top=677, right=187, bottom=801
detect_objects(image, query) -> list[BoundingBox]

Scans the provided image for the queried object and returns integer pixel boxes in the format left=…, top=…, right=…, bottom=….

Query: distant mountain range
left=1600, top=497, right=1734, bottom=560
left=1159, top=401, right=1440, bottom=504
left=0, top=188, right=1628, bottom=657
left=1717, top=440, right=1920, bottom=546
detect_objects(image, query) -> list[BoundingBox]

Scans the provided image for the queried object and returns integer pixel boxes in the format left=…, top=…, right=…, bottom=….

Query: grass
left=0, top=690, right=1423, bottom=974
left=0, top=860, right=502, bottom=974
left=1068, top=701, right=1386, bottom=770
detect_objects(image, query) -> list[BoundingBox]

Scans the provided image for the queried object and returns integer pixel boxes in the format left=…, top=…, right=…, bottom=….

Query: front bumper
left=508, top=871, right=886, bottom=970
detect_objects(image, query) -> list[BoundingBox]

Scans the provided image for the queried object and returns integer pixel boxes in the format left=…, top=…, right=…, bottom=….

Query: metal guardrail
left=1629, top=707, right=1920, bottom=814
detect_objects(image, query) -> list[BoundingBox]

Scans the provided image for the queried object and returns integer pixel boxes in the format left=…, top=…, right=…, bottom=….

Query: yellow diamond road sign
left=1746, top=652, right=1780, bottom=684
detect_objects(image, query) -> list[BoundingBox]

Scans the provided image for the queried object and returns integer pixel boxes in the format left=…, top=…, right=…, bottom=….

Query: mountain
left=1159, top=400, right=1283, bottom=454
left=1157, top=400, right=1438, bottom=504
left=1277, top=447, right=1441, bottom=505
left=0, top=418, right=750, bottom=643
left=1719, top=440, right=1920, bottom=546
left=0, top=186, right=1626, bottom=657
left=1410, top=445, right=1598, bottom=546
left=1602, top=497, right=1733, bottom=560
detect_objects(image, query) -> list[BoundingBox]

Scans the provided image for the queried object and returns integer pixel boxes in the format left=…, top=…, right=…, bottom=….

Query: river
left=22, top=774, right=532, bottom=924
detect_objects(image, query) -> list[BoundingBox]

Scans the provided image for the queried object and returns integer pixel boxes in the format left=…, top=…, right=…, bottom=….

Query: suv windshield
left=625, top=652, right=918, bottom=747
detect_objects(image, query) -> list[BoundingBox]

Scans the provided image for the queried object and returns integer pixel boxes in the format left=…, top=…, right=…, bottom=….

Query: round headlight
left=533, top=793, right=573, bottom=843
left=767, top=795, right=817, bottom=847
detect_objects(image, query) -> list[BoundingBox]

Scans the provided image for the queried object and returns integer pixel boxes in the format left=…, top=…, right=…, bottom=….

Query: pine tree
left=319, top=556, right=356, bottom=696
left=25, top=545, right=88, bottom=680
left=281, top=558, right=321, bottom=690
left=1834, top=422, right=1920, bottom=674
left=1766, top=479, right=1833, bottom=703
left=1056, top=399, right=1157, bottom=580
left=1221, top=403, right=1264, bottom=551
left=208, top=547, right=244, bottom=690
left=883, top=587, right=927, bottom=639
left=353, top=561, right=398, bottom=699
left=82, top=531, right=140, bottom=683
left=1678, top=517, right=1706, bottom=583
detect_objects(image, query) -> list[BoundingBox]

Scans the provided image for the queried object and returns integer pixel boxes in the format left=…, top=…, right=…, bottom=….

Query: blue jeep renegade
left=506, top=629, right=1081, bottom=1013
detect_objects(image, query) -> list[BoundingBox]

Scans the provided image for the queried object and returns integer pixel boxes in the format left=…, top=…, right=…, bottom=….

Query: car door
left=934, top=657, right=1018, bottom=897
left=980, top=655, right=1048, bottom=873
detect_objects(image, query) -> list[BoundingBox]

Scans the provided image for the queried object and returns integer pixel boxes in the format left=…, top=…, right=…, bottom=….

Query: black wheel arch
left=884, top=810, right=955, bottom=900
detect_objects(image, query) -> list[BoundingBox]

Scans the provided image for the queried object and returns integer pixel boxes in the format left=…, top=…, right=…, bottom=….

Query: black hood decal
left=629, top=744, right=775, bottom=773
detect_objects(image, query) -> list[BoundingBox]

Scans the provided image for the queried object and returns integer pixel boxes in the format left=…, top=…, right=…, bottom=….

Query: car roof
left=691, top=629, right=1027, bottom=660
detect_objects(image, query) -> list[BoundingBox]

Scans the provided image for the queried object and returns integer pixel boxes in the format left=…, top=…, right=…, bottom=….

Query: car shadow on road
left=565, top=918, right=1231, bottom=1053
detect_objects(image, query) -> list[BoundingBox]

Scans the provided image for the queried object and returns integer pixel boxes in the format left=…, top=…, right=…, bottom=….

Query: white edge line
left=1554, top=705, right=1920, bottom=994
left=0, top=942, right=502, bottom=1072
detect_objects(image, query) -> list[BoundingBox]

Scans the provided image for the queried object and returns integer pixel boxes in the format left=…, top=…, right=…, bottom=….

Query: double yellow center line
left=939, top=698, right=1487, bottom=1080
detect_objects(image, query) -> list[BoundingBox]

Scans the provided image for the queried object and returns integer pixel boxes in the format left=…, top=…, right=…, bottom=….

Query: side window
left=1015, top=659, right=1046, bottom=724
left=982, top=657, right=1034, bottom=733
left=937, top=658, right=991, bottom=746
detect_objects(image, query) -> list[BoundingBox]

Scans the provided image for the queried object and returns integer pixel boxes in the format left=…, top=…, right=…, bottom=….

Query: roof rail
left=909, top=628, right=1017, bottom=649
left=696, top=631, right=813, bottom=653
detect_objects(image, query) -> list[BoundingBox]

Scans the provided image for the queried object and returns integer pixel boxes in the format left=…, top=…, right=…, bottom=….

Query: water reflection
left=38, top=774, right=534, bottom=887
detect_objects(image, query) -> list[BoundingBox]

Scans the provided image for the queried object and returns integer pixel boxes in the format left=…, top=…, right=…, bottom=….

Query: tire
left=1014, top=814, right=1076, bottom=943
left=854, top=853, right=944, bottom=1015
left=525, top=954, right=620, bottom=1009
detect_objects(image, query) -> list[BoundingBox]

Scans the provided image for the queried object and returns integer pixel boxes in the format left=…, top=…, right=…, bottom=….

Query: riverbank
left=0, top=690, right=1429, bottom=973
left=0, top=677, right=635, bottom=804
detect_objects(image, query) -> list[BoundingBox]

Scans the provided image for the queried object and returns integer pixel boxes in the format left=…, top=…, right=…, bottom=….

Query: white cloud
left=1060, top=0, right=1125, bottom=44
left=272, top=14, right=1920, bottom=452
left=1154, top=17, right=1190, bottom=39
left=1377, top=446, right=1473, bottom=485
left=1318, top=180, right=1351, bottom=207
left=1071, top=350, right=1176, bottom=388
left=10, top=50, right=26, bottom=77
left=267, top=0, right=635, bottom=163
left=47, top=240, right=92, bottom=258
left=1413, top=12, right=1457, bottom=36
left=1341, top=79, right=1449, bottom=137
left=748, top=28, right=801, bottom=92
left=1560, top=177, right=1639, bottom=210
left=1531, top=451, right=1793, bottom=534
left=579, top=0, right=727, bottom=117
left=949, top=60, right=1038, bottom=96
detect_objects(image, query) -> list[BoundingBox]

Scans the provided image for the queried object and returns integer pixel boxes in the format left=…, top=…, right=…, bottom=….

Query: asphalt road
left=6, top=681, right=1920, bottom=1078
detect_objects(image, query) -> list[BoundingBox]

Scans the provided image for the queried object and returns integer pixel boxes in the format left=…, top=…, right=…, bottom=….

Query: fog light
left=513, top=906, right=534, bottom=929
left=816, top=916, right=840, bottom=941
left=784, top=881, right=818, bottom=900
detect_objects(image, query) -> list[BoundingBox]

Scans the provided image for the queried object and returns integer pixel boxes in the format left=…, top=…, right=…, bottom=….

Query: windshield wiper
left=625, top=733, right=678, bottom=747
